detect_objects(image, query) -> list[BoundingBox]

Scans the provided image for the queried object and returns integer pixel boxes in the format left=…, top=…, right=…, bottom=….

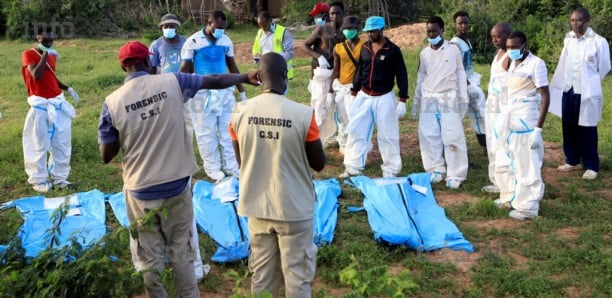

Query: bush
left=1, top=0, right=182, bottom=39
left=438, top=0, right=612, bottom=66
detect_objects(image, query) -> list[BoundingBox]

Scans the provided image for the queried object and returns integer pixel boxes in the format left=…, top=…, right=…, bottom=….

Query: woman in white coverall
left=493, top=31, right=550, bottom=220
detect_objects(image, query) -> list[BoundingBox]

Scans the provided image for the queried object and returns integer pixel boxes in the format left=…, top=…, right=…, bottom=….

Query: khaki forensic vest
left=104, top=73, right=199, bottom=190
left=231, top=93, right=315, bottom=221
left=252, top=25, right=294, bottom=79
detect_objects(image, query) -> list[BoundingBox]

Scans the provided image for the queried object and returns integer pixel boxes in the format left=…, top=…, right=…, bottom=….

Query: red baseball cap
left=308, top=2, right=330, bottom=16
left=118, top=41, right=153, bottom=67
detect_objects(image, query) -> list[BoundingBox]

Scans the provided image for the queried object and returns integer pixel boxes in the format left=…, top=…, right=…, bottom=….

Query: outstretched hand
left=245, top=70, right=261, bottom=86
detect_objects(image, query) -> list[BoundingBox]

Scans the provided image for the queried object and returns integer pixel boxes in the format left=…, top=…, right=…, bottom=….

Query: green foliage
left=438, top=0, right=612, bottom=66
left=0, top=201, right=142, bottom=296
left=1, top=0, right=183, bottom=39
left=281, top=0, right=319, bottom=26
left=338, top=255, right=418, bottom=297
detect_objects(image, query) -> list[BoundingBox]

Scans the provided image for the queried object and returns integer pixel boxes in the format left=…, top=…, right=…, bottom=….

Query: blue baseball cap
left=363, top=16, right=385, bottom=32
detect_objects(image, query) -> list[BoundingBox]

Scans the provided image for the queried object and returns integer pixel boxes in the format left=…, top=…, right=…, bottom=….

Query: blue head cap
left=363, top=16, right=385, bottom=32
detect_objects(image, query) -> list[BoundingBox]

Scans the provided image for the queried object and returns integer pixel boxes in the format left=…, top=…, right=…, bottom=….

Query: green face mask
left=38, top=43, right=52, bottom=51
left=343, top=29, right=358, bottom=40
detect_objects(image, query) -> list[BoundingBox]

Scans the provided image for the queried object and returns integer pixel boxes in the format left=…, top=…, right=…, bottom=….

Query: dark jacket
left=351, top=37, right=409, bottom=99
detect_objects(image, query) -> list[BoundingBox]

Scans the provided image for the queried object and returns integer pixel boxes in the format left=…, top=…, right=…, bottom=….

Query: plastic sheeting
left=313, top=179, right=340, bottom=245
left=0, top=190, right=107, bottom=258
left=348, top=173, right=473, bottom=252
left=191, top=177, right=341, bottom=262
left=2, top=177, right=341, bottom=263
left=192, top=178, right=249, bottom=263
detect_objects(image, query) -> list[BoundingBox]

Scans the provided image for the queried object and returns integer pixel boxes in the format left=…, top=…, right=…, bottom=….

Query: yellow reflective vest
left=252, top=25, right=294, bottom=79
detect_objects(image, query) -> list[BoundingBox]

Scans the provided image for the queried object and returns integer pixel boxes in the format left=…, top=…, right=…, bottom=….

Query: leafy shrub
left=0, top=203, right=143, bottom=296
left=438, top=0, right=612, bottom=66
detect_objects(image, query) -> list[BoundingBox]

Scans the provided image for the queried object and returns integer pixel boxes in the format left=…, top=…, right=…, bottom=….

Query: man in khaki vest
left=229, top=52, right=326, bottom=297
left=98, top=41, right=258, bottom=297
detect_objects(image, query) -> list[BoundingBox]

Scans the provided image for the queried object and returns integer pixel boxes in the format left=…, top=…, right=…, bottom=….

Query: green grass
left=0, top=24, right=611, bottom=297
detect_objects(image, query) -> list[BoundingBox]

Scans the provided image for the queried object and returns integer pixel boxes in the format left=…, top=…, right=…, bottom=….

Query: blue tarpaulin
left=348, top=173, right=473, bottom=252
left=0, top=190, right=107, bottom=258
left=192, top=178, right=249, bottom=263
left=313, top=179, right=341, bottom=245
left=2, top=177, right=342, bottom=262
left=191, top=177, right=341, bottom=262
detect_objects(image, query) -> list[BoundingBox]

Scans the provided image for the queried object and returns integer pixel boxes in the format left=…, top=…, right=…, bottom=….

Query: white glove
left=240, top=91, right=247, bottom=102
left=317, top=55, right=330, bottom=69
left=411, top=101, right=419, bottom=119
left=67, top=87, right=79, bottom=103
left=396, top=102, right=406, bottom=118
left=529, top=127, right=543, bottom=149
left=46, top=49, right=59, bottom=58
left=326, top=93, right=335, bottom=109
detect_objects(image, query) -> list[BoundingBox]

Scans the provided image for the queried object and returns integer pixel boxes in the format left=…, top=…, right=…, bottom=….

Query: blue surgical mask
left=343, top=29, right=358, bottom=40
left=212, top=28, right=225, bottom=39
left=315, top=18, right=325, bottom=27
left=162, top=28, right=176, bottom=39
left=427, top=35, right=442, bottom=45
left=508, top=48, right=524, bottom=61
left=269, top=23, right=276, bottom=32
left=38, top=43, right=52, bottom=51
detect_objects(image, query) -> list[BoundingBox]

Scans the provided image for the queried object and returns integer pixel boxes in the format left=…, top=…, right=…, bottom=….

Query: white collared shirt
left=563, top=28, right=592, bottom=93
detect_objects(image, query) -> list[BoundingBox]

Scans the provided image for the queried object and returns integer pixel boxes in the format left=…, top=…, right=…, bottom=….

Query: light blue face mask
left=427, top=35, right=442, bottom=45
left=162, top=28, right=176, bottom=39
left=508, top=47, right=524, bottom=61
left=269, top=23, right=276, bottom=32
left=343, top=29, right=358, bottom=40
left=315, top=18, right=325, bottom=27
left=38, top=43, right=52, bottom=51
left=212, top=28, right=225, bottom=39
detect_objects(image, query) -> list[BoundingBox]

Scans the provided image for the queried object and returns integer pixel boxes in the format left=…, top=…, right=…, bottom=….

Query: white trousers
left=343, top=90, right=401, bottom=174
left=23, top=94, right=74, bottom=185
left=494, top=99, right=544, bottom=214
left=484, top=89, right=508, bottom=186
left=309, top=79, right=337, bottom=145
left=189, top=89, right=238, bottom=177
left=331, top=81, right=355, bottom=147
left=418, top=91, right=468, bottom=181
left=466, top=73, right=487, bottom=135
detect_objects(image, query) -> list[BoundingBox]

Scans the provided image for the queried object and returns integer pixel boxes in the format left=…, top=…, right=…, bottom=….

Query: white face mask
left=162, top=28, right=176, bottom=39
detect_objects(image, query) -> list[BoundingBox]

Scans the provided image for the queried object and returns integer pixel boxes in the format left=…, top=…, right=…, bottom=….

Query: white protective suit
left=343, top=90, right=401, bottom=175
left=23, top=94, right=75, bottom=185
left=309, top=67, right=338, bottom=146
left=494, top=53, right=548, bottom=215
left=485, top=52, right=509, bottom=186
left=331, top=79, right=355, bottom=148
left=466, top=73, right=487, bottom=136
left=450, top=37, right=487, bottom=137
left=493, top=95, right=544, bottom=214
left=417, top=90, right=469, bottom=182
left=189, top=88, right=239, bottom=178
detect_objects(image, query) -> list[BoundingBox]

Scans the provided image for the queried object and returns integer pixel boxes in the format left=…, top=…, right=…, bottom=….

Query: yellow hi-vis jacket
left=252, top=25, right=294, bottom=79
